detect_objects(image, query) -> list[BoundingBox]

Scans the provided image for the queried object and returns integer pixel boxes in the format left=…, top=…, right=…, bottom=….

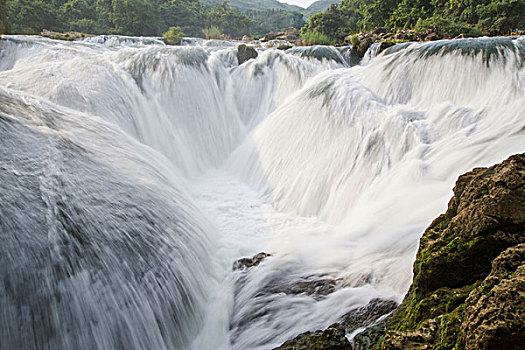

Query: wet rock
left=275, top=324, right=351, bottom=350
left=377, top=41, right=395, bottom=54
left=342, top=299, right=397, bottom=331
left=277, top=44, right=293, bottom=50
left=381, top=153, right=525, bottom=349
left=242, top=35, right=251, bottom=42
left=273, top=299, right=397, bottom=350
left=349, top=35, right=373, bottom=59
left=233, top=252, right=271, bottom=270
left=237, top=44, right=258, bottom=65
left=351, top=322, right=388, bottom=350
left=266, top=277, right=339, bottom=297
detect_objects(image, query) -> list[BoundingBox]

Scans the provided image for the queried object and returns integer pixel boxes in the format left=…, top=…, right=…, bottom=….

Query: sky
left=280, top=0, right=318, bottom=7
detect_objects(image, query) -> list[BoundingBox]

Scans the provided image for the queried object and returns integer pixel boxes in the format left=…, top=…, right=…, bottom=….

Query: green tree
left=245, top=8, right=305, bottom=36
left=206, top=0, right=252, bottom=38
left=163, top=25, right=184, bottom=44
left=111, top=0, right=158, bottom=35
left=158, top=0, right=204, bottom=37
left=302, top=1, right=361, bottom=42
left=95, top=0, right=114, bottom=33
left=7, top=0, right=58, bottom=33
left=476, top=0, right=525, bottom=34
left=0, top=0, right=9, bottom=33
left=60, top=0, right=98, bottom=32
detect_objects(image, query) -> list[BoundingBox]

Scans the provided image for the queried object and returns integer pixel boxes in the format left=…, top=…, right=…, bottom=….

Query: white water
left=0, top=34, right=524, bottom=349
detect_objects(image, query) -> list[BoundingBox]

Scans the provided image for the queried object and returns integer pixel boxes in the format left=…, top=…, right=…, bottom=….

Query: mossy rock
left=381, top=154, right=525, bottom=350
left=275, top=324, right=351, bottom=350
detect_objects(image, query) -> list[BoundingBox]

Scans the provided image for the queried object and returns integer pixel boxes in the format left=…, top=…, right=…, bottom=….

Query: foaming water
left=0, top=34, right=523, bottom=349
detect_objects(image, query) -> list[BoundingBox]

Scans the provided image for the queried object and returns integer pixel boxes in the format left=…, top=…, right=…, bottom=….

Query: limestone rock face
left=464, top=244, right=525, bottom=350
left=382, top=153, right=525, bottom=350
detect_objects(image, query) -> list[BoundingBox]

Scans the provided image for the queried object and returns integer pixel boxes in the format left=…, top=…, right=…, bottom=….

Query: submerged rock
left=274, top=299, right=397, bottom=350
left=237, top=44, right=258, bottom=65
left=265, top=277, right=339, bottom=297
left=382, top=153, right=525, bottom=350
left=233, top=252, right=271, bottom=270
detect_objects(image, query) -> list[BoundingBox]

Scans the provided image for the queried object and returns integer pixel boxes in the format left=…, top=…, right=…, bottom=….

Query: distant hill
left=201, top=0, right=304, bottom=13
left=305, top=0, right=341, bottom=17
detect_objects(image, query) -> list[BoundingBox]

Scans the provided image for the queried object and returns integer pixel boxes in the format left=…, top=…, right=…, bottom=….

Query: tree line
left=1, top=0, right=523, bottom=41
left=0, top=0, right=304, bottom=37
left=303, top=0, right=525, bottom=43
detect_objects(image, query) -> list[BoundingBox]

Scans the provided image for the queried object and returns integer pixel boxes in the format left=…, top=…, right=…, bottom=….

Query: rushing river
left=0, top=34, right=524, bottom=350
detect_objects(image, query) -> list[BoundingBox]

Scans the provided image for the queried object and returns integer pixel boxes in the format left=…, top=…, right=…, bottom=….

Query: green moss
left=438, top=306, right=466, bottom=350
left=350, top=34, right=359, bottom=46
left=163, top=26, right=184, bottom=45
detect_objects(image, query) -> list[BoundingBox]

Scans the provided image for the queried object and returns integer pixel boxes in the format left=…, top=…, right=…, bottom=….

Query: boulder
left=237, top=44, right=258, bottom=65
left=242, top=35, right=251, bottom=42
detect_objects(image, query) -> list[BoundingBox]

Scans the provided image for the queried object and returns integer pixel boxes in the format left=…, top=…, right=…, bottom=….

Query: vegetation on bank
left=0, top=0, right=523, bottom=41
left=0, top=0, right=304, bottom=38
left=303, top=0, right=525, bottom=44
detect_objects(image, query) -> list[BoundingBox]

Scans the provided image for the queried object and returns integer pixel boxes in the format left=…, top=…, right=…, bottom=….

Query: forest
left=304, top=0, right=525, bottom=43
left=0, top=0, right=304, bottom=37
left=0, top=0, right=524, bottom=40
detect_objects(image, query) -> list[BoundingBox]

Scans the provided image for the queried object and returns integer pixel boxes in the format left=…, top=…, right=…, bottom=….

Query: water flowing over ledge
left=0, top=35, right=524, bottom=349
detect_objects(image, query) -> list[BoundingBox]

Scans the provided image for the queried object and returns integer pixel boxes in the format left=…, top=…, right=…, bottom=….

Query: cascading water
left=0, top=34, right=524, bottom=350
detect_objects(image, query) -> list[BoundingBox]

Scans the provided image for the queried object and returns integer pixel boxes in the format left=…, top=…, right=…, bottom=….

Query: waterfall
left=0, top=34, right=523, bottom=349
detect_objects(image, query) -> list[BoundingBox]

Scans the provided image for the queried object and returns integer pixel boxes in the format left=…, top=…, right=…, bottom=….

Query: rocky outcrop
left=237, top=44, right=258, bottom=65
left=382, top=153, right=525, bottom=350
left=464, top=244, right=524, bottom=350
